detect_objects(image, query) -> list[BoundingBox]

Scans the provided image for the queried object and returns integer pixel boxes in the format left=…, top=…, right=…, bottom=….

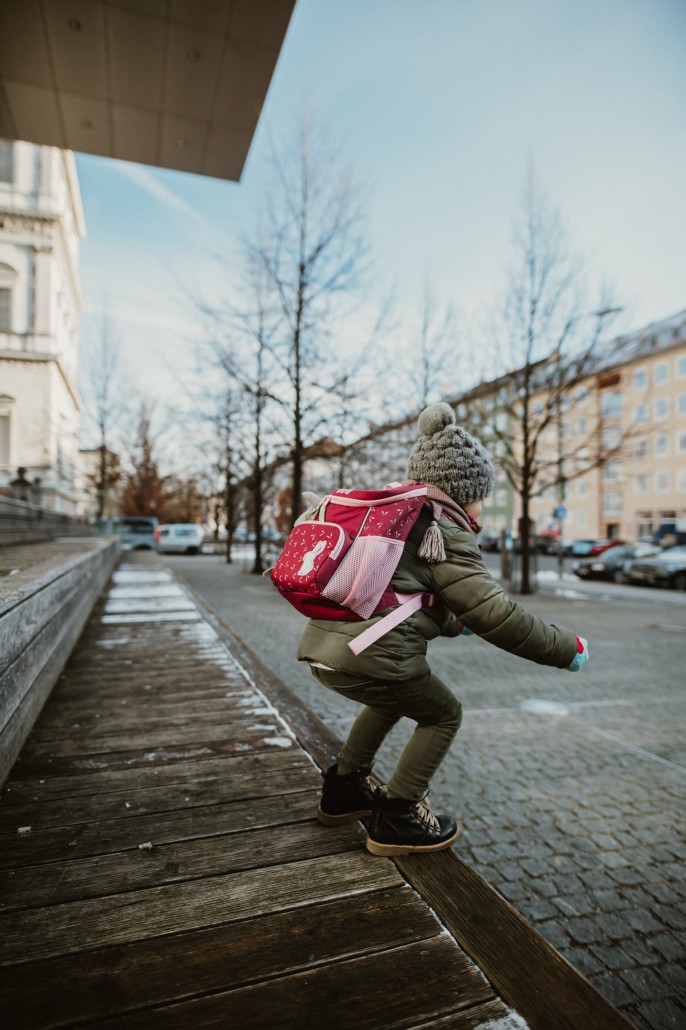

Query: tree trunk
left=97, top=442, right=107, bottom=521
left=251, top=471, right=264, bottom=575
left=291, top=300, right=304, bottom=529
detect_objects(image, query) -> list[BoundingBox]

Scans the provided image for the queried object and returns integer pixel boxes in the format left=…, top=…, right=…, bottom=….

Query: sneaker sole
left=365, top=826, right=460, bottom=856
left=317, top=807, right=373, bottom=826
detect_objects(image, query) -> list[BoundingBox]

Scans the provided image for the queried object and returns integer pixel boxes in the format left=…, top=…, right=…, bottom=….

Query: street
left=169, top=550, right=685, bottom=1030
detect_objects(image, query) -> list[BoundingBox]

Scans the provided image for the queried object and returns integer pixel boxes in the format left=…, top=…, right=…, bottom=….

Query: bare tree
left=212, top=384, right=249, bottom=565
left=83, top=314, right=126, bottom=520
left=394, top=284, right=460, bottom=410
left=122, top=402, right=168, bottom=519
left=483, top=175, right=622, bottom=593
left=197, top=249, right=285, bottom=571
left=251, top=111, right=371, bottom=526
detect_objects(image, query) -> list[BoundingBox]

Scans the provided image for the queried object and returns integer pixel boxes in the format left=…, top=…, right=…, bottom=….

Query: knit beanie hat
left=407, top=402, right=495, bottom=505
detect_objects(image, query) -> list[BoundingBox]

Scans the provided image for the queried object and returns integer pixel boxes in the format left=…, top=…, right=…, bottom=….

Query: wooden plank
left=0, top=851, right=404, bottom=964
left=0, top=888, right=443, bottom=1028
left=9, top=732, right=297, bottom=781
left=0, top=750, right=314, bottom=827
left=397, top=850, right=634, bottom=1030
left=32, top=692, right=260, bottom=726
left=0, top=749, right=312, bottom=805
left=1, top=819, right=367, bottom=909
left=24, top=704, right=280, bottom=745
left=16, top=721, right=288, bottom=762
left=0, top=789, right=321, bottom=866
left=105, top=936, right=493, bottom=1030
left=419, top=1002, right=526, bottom=1029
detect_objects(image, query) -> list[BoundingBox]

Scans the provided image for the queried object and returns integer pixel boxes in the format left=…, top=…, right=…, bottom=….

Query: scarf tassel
left=418, top=520, right=446, bottom=563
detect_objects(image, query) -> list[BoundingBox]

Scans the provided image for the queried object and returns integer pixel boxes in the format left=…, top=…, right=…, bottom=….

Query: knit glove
left=460, top=625, right=473, bottom=636
left=567, top=636, right=589, bottom=672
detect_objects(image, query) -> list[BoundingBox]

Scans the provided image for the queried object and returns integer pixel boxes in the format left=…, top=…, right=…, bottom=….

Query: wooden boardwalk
left=0, top=552, right=631, bottom=1029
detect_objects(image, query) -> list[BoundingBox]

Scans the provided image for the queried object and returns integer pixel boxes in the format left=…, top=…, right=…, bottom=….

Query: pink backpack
left=269, top=483, right=436, bottom=654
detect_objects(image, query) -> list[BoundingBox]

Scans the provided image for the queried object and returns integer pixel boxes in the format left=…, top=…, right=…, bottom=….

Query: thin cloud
left=111, top=161, right=217, bottom=233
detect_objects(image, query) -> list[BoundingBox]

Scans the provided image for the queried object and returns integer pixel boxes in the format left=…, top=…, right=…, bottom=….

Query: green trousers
left=309, top=665, right=463, bottom=801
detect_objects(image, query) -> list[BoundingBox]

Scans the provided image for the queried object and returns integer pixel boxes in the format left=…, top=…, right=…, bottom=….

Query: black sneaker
left=366, top=790, right=459, bottom=856
left=317, top=764, right=375, bottom=826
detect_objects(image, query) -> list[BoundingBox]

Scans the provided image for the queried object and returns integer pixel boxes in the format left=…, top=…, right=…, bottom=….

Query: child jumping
left=296, top=402, right=589, bottom=856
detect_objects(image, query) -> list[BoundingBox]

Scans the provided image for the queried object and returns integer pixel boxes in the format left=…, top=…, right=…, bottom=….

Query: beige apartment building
left=267, top=311, right=685, bottom=547
left=529, top=310, right=686, bottom=543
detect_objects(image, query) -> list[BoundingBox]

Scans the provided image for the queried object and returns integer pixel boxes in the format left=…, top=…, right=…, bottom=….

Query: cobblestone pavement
left=172, top=551, right=686, bottom=1030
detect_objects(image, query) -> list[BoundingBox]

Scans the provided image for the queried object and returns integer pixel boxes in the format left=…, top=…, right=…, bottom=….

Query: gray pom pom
left=417, top=402, right=455, bottom=437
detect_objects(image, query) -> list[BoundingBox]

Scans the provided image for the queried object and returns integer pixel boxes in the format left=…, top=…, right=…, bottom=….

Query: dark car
left=623, top=546, right=686, bottom=590
left=572, top=543, right=660, bottom=582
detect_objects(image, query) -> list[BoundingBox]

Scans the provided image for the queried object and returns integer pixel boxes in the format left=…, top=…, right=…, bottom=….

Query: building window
left=635, top=403, right=647, bottom=423
left=655, top=434, right=668, bottom=457
left=496, top=488, right=508, bottom=507
left=578, top=479, right=588, bottom=497
left=635, top=436, right=648, bottom=459
left=635, top=474, right=648, bottom=494
left=678, top=431, right=686, bottom=453
left=578, top=511, right=588, bottom=530
left=578, top=417, right=586, bottom=436
left=602, top=491, right=623, bottom=515
left=633, top=369, right=647, bottom=389
left=0, top=286, right=11, bottom=331
left=602, top=459, right=621, bottom=483
left=656, top=472, right=669, bottom=493
left=655, top=399, right=669, bottom=421
left=602, top=426, right=621, bottom=451
left=678, top=355, right=686, bottom=379
left=601, top=391, right=622, bottom=418
left=577, top=386, right=588, bottom=405
left=678, top=470, right=686, bottom=492
left=654, top=361, right=669, bottom=386
left=678, top=393, right=686, bottom=415
left=0, top=141, right=13, bottom=182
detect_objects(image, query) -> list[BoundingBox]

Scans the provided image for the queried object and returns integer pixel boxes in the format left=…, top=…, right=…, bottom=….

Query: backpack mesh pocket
left=322, top=536, right=405, bottom=619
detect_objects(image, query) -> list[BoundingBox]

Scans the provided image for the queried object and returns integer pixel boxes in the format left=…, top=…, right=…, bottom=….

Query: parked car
left=623, top=546, right=686, bottom=590
left=112, top=515, right=158, bottom=550
left=565, top=538, right=624, bottom=557
left=513, top=534, right=559, bottom=555
left=572, top=543, right=660, bottom=582
left=155, top=523, right=206, bottom=554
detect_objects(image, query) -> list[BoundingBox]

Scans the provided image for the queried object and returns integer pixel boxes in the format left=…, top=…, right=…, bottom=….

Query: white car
left=155, top=524, right=206, bottom=555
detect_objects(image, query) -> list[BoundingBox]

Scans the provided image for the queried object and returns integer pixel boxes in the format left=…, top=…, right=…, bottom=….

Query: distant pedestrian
left=297, top=403, right=589, bottom=856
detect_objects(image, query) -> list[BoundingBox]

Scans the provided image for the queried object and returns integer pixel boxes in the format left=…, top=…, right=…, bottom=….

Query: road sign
left=553, top=506, right=567, bottom=520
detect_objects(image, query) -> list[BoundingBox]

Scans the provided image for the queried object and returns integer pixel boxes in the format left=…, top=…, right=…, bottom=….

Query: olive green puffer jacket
left=296, top=508, right=578, bottom=680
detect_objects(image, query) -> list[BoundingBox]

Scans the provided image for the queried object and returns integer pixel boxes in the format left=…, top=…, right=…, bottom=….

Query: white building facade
left=0, top=139, right=85, bottom=514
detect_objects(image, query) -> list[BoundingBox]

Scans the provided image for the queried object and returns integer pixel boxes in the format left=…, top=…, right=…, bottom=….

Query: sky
left=74, top=0, right=686, bottom=466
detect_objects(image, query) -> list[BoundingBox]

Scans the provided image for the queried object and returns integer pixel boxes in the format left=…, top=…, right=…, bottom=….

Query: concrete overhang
left=0, top=0, right=296, bottom=181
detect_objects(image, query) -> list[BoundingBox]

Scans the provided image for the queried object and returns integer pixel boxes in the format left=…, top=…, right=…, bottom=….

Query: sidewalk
left=0, top=551, right=631, bottom=1029
left=172, top=551, right=686, bottom=1030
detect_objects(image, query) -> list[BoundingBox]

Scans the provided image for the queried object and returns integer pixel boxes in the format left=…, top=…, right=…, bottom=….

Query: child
left=297, top=403, right=589, bottom=856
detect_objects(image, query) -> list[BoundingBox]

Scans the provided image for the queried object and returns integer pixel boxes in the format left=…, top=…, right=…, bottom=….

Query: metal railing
left=0, top=496, right=90, bottom=546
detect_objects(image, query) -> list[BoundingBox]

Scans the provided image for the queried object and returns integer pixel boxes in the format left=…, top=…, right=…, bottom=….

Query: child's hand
left=460, top=625, right=473, bottom=636
left=567, top=636, right=589, bottom=672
